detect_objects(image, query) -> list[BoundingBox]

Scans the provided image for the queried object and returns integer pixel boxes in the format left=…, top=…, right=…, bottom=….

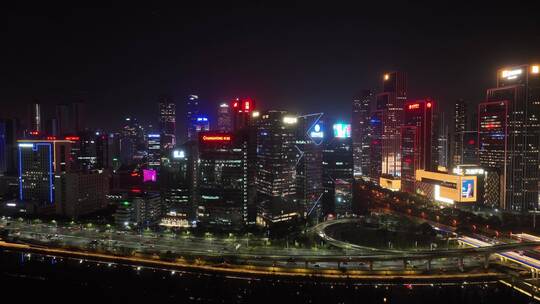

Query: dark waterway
left=0, top=250, right=533, bottom=303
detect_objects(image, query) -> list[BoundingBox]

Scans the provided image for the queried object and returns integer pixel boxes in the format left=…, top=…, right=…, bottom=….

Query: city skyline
left=2, top=6, right=540, bottom=302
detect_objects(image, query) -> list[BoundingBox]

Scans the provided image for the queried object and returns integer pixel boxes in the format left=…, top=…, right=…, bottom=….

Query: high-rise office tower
left=369, top=110, right=383, bottom=184
left=18, top=139, right=73, bottom=205
left=196, top=132, right=248, bottom=227
left=452, top=99, right=467, bottom=167
left=0, top=121, right=7, bottom=175
left=120, top=117, right=146, bottom=165
left=256, top=111, right=298, bottom=199
left=193, top=116, right=210, bottom=135
left=437, top=114, right=450, bottom=169
left=0, top=118, right=20, bottom=175
left=480, top=64, right=540, bottom=212
left=56, top=104, right=71, bottom=136
left=400, top=99, right=435, bottom=193
left=352, top=90, right=374, bottom=177
left=71, top=101, right=86, bottom=133
left=377, top=72, right=406, bottom=177
left=294, top=114, right=324, bottom=219
left=28, top=102, right=42, bottom=133
left=323, top=122, right=354, bottom=217
left=158, top=98, right=176, bottom=151
left=186, top=95, right=200, bottom=141
left=55, top=102, right=86, bottom=136
left=461, top=131, right=478, bottom=164
left=232, top=98, right=255, bottom=131
left=217, top=102, right=233, bottom=132
left=147, top=134, right=161, bottom=170
left=160, top=147, right=194, bottom=227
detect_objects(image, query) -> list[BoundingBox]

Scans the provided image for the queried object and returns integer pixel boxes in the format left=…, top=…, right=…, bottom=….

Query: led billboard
left=333, top=123, right=351, bottom=138
left=143, top=169, right=157, bottom=183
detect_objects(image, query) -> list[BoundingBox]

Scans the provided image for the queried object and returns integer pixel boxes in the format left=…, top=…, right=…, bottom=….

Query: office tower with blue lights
left=352, top=90, right=374, bottom=177
left=158, top=98, right=176, bottom=151
left=193, top=116, right=210, bottom=136
left=186, top=95, right=200, bottom=141
left=17, top=139, right=73, bottom=210
left=377, top=72, right=406, bottom=178
left=479, top=64, right=540, bottom=212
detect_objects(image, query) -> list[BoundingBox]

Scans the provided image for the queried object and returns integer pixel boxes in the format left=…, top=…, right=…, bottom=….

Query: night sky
left=1, top=4, right=539, bottom=133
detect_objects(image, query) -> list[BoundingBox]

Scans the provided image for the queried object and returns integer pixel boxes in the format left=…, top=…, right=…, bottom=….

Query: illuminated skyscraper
left=193, top=116, right=210, bottom=135
left=0, top=121, right=6, bottom=175
left=452, top=99, right=467, bottom=166
left=480, top=64, right=540, bottom=211
left=352, top=90, right=373, bottom=177
left=18, top=139, right=73, bottom=206
left=256, top=111, right=300, bottom=225
left=256, top=111, right=297, bottom=198
left=158, top=98, right=176, bottom=150
left=186, top=95, right=200, bottom=141
left=197, top=132, right=248, bottom=227
left=231, top=97, right=255, bottom=131
left=147, top=134, right=161, bottom=170
left=27, top=102, right=42, bottom=133
left=369, top=110, right=383, bottom=184
left=322, top=122, right=354, bottom=217
left=400, top=99, right=434, bottom=193
left=294, top=114, right=324, bottom=220
left=217, top=102, right=233, bottom=132
left=377, top=72, right=406, bottom=177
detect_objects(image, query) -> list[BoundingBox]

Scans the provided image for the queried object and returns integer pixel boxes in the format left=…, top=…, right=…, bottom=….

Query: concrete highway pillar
left=403, top=259, right=407, bottom=270
left=458, top=257, right=464, bottom=272
left=369, top=261, right=373, bottom=271
left=337, top=261, right=341, bottom=268
left=426, top=259, right=431, bottom=271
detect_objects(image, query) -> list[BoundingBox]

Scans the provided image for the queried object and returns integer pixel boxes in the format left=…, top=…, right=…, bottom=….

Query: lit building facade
left=480, top=64, right=540, bottom=211
left=160, top=147, right=195, bottom=227
left=256, top=111, right=297, bottom=198
left=452, top=98, right=467, bottom=166
left=400, top=99, right=434, bottom=193
left=322, top=123, right=354, bottom=217
left=369, top=110, right=383, bottom=184
left=217, top=102, right=233, bottom=132
left=158, top=98, right=176, bottom=151
left=18, top=139, right=73, bottom=207
left=352, top=90, right=373, bottom=177
left=294, top=114, right=324, bottom=219
left=377, top=72, right=406, bottom=177
left=186, top=94, right=200, bottom=141
left=147, top=134, right=161, bottom=170
left=197, top=132, right=247, bottom=227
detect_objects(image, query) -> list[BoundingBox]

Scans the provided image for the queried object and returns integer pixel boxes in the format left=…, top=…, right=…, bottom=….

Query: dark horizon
left=1, top=4, right=539, bottom=131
